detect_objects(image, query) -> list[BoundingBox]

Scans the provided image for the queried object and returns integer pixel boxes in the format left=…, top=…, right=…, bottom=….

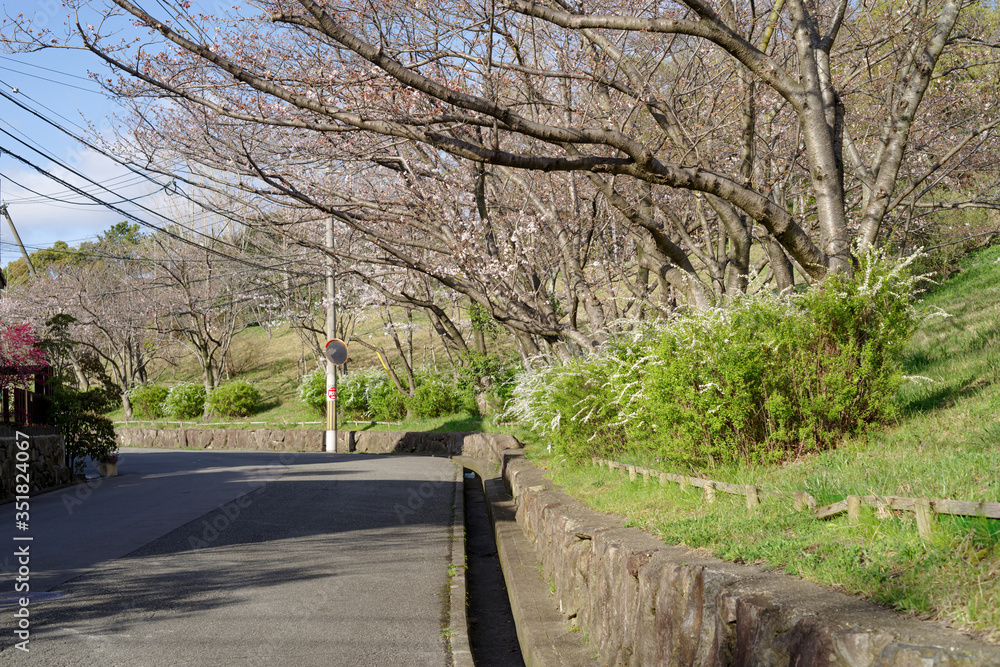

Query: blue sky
left=0, top=1, right=195, bottom=269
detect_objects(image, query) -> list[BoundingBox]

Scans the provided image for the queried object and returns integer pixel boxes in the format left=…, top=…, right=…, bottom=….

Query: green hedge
left=128, top=383, right=169, bottom=419
left=163, top=382, right=207, bottom=419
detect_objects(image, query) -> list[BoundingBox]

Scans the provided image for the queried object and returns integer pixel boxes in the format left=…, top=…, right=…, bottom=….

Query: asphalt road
left=0, top=448, right=459, bottom=666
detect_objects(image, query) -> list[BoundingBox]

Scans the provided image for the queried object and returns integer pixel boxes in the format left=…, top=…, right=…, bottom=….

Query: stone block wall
left=115, top=427, right=519, bottom=461
left=1, top=433, right=72, bottom=501
left=116, top=427, right=327, bottom=452
left=499, top=449, right=1000, bottom=666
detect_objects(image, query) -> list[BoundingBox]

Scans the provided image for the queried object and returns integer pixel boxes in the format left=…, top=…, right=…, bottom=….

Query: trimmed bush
left=128, top=383, right=169, bottom=419
left=163, top=382, right=207, bottom=419
left=337, top=370, right=376, bottom=418
left=367, top=376, right=408, bottom=421
left=208, top=380, right=262, bottom=417
left=406, top=373, right=459, bottom=419
left=299, top=367, right=409, bottom=421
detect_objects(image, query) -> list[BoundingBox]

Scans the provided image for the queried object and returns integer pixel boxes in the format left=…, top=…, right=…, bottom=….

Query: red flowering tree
left=0, top=323, right=48, bottom=392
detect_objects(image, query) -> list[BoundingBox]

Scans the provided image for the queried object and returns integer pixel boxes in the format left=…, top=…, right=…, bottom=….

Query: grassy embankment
left=109, top=312, right=491, bottom=432
left=526, top=244, right=1000, bottom=642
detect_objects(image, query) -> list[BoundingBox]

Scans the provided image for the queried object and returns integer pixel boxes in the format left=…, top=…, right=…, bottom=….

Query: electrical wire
left=0, top=139, right=317, bottom=278
left=2, top=171, right=154, bottom=204
left=0, top=170, right=168, bottom=206
left=0, top=82, right=290, bottom=256
left=0, top=240, right=305, bottom=269
left=0, top=64, right=104, bottom=95
left=0, top=55, right=99, bottom=82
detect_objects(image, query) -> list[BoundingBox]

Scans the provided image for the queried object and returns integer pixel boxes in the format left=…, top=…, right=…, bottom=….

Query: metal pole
left=1, top=205, right=37, bottom=278
left=325, top=213, right=337, bottom=452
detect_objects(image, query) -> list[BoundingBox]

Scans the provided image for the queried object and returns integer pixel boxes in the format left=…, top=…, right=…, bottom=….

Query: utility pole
left=1, top=204, right=37, bottom=278
left=325, top=214, right=338, bottom=453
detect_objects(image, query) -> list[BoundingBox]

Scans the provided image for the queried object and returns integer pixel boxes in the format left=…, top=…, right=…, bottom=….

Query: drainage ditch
left=463, top=469, right=525, bottom=667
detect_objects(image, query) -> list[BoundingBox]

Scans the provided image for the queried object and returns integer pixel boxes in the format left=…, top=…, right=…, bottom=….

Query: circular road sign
left=325, top=339, right=349, bottom=365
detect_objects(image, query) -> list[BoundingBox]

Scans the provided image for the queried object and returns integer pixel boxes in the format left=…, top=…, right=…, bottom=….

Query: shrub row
left=507, top=249, right=922, bottom=466
left=128, top=379, right=262, bottom=419
left=298, top=366, right=489, bottom=421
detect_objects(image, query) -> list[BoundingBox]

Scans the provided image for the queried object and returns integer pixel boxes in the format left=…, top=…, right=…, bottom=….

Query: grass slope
left=112, top=312, right=496, bottom=431
left=529, top=244, right=1000, bottom=642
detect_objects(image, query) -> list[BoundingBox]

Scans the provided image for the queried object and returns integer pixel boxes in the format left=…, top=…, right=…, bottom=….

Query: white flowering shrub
left=510, top=247, right=923, bottom=466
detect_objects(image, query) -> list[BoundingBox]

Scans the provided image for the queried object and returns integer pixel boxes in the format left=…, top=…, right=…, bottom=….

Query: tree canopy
left=4, top=0, right=1000, bottom=356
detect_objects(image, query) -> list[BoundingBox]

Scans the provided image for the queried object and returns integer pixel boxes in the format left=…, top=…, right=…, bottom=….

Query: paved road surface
left=0, top=448, right=459, bottom=666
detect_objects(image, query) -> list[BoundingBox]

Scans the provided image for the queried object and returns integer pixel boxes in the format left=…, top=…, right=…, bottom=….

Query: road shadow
left=0, top=461, right=458, bottom=651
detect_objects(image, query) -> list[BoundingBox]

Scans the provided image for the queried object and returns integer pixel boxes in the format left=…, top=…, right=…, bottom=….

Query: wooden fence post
left=793, top=491, right=809, bottom=512
left=628, top=465, right=637, bottom=482
left=847, top=495, right=861, bottom=525
left=704, top=481, right=716, bottom=504
left=915, top=498, right=934, bottom=541
left=746, top=485, right=759, bottom=510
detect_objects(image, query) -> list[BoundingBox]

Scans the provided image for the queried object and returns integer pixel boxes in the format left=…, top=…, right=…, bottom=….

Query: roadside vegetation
left=106, top=310, right=518, bottom=433
left=522, top=244, right=1000, bottom=642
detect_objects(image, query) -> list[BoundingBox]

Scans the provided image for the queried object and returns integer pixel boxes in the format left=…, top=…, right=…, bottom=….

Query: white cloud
left=0, top=149, right=163, bottom=262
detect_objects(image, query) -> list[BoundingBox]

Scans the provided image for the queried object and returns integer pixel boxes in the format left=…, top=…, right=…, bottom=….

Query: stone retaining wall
left=115, top=427, right=519, bottom=461
left=1, top=433, right=72, bottom=501
left=115, top=427, right=327, bottom=452
left=498, top=449, right=1000, bottom=666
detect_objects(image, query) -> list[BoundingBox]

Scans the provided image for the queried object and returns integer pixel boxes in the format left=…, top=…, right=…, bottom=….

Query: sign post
left=324, top=339, right=348, bottom=452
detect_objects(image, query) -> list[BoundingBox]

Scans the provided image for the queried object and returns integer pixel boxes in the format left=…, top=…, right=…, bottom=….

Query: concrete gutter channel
left=450, top=462, right=475, bottom=667
left=457, top=455, right=598, bottom=667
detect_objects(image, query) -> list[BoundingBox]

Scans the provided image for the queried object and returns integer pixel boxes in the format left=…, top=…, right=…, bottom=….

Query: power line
left=0, top=55, right=98, bottom=83
left=0, top=83, right=286, bottom=255
left=0, top=139, right=314, bottom=277
left=0, top=169, right=168, bottom=206
left=2, top=171, right=153, bottom=203
left=0, top=64, right=104, bottom=95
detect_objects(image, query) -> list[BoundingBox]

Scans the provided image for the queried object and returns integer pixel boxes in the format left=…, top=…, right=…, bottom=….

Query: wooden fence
left=592, top=458, right=1000, bottom=541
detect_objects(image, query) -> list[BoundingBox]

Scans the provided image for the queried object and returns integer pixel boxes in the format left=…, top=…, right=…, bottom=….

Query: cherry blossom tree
left=5, top=0, right=1000, bottom=352
left=143, top=228, right=264, bottom=396
left=0, top=228, right=167, bottom=418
